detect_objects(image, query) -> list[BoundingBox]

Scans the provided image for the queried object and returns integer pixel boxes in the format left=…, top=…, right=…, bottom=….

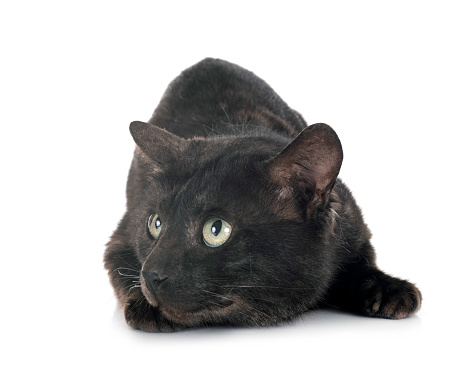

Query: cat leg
left=325, top=254, right=422, bottom=319
left=104, top=245, right=183, bottom=332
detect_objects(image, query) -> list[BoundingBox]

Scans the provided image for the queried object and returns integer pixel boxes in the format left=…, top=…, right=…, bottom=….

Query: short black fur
left=104, top=58, right=421, bottom=332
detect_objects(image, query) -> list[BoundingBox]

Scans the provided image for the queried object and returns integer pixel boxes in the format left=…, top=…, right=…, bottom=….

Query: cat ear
left=268, top=123, right=343, bottom=209
left=129, top=121, right=185, bottom=166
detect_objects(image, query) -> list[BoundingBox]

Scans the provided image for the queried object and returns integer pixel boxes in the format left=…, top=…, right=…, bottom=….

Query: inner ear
left=129, top=121, right=185, bottom=167
left=268, top=123, right=343, bottom=209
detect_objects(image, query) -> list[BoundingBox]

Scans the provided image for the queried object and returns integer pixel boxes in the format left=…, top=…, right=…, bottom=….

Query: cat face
left=127, top=122, right=343, bottom=326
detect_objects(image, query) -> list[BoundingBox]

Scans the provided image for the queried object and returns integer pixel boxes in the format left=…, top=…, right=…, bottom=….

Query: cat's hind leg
left=324, top=254, right=422, bottom=319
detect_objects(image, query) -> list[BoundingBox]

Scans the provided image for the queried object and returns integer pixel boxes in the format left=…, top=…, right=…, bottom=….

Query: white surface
left=1, top=1, right=466, bottom=368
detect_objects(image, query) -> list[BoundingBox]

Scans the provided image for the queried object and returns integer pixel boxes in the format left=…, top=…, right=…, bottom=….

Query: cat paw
left=124, top=299, right=183, bottom=333
left=360, top=274, right=422, bottom=319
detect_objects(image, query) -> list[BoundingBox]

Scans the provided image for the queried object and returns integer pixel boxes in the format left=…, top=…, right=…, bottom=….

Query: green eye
left=203, top=218, right=232, bottom=247
left=148, top=213, right=162, bottom=239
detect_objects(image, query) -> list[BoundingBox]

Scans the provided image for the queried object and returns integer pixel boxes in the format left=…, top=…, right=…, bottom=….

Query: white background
left=1, top=1, right=466, bottom=368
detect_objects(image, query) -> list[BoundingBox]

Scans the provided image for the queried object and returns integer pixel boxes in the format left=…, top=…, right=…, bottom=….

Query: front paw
left=124, top=299, right=183, bottom=333
left=360, top=274, right=422, bottom=319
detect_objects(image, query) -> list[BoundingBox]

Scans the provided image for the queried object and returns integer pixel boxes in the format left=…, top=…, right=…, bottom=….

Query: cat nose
left=142, top=270, right=167, bottom=297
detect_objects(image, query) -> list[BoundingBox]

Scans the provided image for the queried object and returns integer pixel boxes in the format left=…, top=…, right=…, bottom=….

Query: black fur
left=104, top=58, right=421, bottom=332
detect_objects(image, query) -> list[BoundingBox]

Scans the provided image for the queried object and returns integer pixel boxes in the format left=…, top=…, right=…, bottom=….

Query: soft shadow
left=298, top=307, right=421, bottom=328
left=111, top=304, right=422, bottom=339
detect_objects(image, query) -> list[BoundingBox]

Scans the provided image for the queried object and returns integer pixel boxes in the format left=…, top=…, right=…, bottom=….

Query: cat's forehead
left=181, top=138, right=271, bottom=191
left=161, top=135, right=283, bottom=177
left=191, top=135, right=283, bottom=162
left=151, top=136, right=285, bottom=219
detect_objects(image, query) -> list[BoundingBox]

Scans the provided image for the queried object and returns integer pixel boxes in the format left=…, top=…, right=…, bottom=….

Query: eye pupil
left=203, top=218, right=232, bottom=247
left=148, top=213, right=162, bottom=239
left=211, top=220, right=222, bottom=236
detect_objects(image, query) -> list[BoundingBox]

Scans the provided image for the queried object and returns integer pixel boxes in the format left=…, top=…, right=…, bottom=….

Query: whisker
left=113, top=266, right=140, bottom=273
left=117, top=270, right=139, bottom=277
left=118, top=276, right=140, bottom=281
left=136, top=296, right=146, bottom=308
left=201, top=289, right=236, bottom=303
left=115, top=254, right=139, bottom=270
left=221, top=106, right=233, bottom=125
left=217, top=285, right=316, bottom=290
left=199, top=289, right=275, bottom=324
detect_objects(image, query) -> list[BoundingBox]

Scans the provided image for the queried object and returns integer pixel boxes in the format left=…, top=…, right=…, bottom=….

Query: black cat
left=104, top=58, right=421, bottom=332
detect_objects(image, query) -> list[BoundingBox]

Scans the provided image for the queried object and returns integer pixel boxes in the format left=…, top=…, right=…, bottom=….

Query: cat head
left=126, top=121, right=343, bottom=326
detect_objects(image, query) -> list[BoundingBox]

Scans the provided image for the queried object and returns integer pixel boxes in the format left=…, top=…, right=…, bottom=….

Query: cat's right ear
left=129, top=121, right=185, bottom=167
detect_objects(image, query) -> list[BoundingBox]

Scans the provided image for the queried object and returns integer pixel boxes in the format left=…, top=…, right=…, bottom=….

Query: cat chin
left=158, top=296, right=241, bottom=327
left=160, top=302, right=239, bottom=326
left=141, top=283, right=238, bottom=326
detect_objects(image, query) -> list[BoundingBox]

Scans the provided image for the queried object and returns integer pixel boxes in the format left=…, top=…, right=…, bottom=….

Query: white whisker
left=219, top=285, right=315, bottom=290
left=117, top=270, right=139, bottom=277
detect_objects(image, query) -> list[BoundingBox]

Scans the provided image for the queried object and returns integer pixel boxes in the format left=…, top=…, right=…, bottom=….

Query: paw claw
left=360, top=275, right=421, bottom=319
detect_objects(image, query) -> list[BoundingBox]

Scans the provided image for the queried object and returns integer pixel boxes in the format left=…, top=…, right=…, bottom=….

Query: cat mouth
left=141, top=279, right=237, bottom=324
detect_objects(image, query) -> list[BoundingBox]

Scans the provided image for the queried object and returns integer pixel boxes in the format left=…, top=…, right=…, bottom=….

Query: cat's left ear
left=268, top=123, right=343, bottom=211
left=129, top=121, right=185, bottom=167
